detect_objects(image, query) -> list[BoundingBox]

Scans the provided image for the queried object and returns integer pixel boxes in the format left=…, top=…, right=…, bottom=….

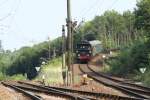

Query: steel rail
left=13, top=84, right=94, bottom=100
left=87, top=64, right=150, bottom=92
left=87, top=64, right=150, bottom=97
left=1, top=82, right=43, bottom=100
left=79, top=64, right=149, bottom=100
left=44, top=85, right=143, bottom=100
left=17, top=81, right=91, bottom=100
left=18, top=81, right=142, bottom=100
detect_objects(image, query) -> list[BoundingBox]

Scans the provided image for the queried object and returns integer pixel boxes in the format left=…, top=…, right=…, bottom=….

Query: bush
left=0, top=73, right=26, bottom=81
left=143, top=70, right=150, bottom=87
left=0, top=72, right=6, bottom=81
left=109, top=41, right=149, bottom=78
left=8, top=74, right=26, bottom=81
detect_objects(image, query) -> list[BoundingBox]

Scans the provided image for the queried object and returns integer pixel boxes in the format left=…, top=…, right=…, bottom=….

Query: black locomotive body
left=75, top=40, right=103, bottom=63
left=76, top=40, right=92, bottom=63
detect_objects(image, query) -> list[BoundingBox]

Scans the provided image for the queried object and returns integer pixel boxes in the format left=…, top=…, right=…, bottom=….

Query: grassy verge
left=0, top=73, right=26, bottom=81
left=35, top=57, right=63, bottom=85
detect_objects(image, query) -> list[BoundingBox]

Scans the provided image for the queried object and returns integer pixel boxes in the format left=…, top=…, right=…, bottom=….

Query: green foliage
left=135, top=0, right=150, bottom=47
left=143, top=71, right=150, bottom=87
left=0, top=72, right=6, bottom=81
left=8, top=74, right=26, bottom=81
left=75, top=10, right=137, bottom=49
left=47, top=57, right=62, bottom=67
left=35, top=57, right=63, bottom=84
left=0, top=36, right=63, bottom=80
left=0, top=72, right=26, bottom=81
left=135, top=0, right=150, bottom=31
left=109, top=41, right=149, bottom=77
left=100, top=0, right=150, bottom=86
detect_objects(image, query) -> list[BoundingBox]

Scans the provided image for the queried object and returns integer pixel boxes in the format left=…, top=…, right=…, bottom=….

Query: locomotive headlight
left=89, top=51, right=92, bottom=53
left=102, top=55, right=106, bottom=58
left=78, top=54, right=80, bottom=57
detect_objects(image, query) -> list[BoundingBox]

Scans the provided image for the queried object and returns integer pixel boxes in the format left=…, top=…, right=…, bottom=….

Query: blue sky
left=0, top=0, right=137, bottom=50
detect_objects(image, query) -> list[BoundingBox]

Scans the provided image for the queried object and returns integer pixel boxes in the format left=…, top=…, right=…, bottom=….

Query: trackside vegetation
left=106, top=0, right=150, bottom=86
left=0, top=38, right=63, bottom=80
left=35, top=57, right=63, bottom=84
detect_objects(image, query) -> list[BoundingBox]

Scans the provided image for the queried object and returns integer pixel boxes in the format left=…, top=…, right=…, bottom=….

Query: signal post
left=62, top=25, right=67, bottom=85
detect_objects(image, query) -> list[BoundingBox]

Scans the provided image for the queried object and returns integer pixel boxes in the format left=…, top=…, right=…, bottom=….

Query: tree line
left=106, top=0, right=150, bottom=86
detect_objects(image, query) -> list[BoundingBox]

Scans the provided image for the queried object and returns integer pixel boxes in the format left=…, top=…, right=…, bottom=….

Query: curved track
left=87, top=64, right=150, bottom=92
left=79, top=64, right=150, bottom=100
left=18, top=81, right=94, bottom=100
left=18, top=81, right=131, bottom=100
left=2, top=82, right=43, bottom=100
left=3, top=80, right=144, bottom=100
left=3, top=81, right=96, bottom=100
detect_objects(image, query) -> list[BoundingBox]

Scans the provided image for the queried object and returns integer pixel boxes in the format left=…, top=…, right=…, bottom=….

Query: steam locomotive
left=76, top=40, right=102, bottom=63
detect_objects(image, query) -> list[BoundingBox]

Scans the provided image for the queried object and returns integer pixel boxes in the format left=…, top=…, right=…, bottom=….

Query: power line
left=0, top=0, right=9, bottom=7
left=0, top=0, right=21, bottom=34
left=95, top=0, right=105, bottom=15
left=108, top=0, right=119, bottom=10
left=0, top=13, right=11, bottom=21
left=87, top=0, right=106, bottom=17
left=80, top=0, right=101, bottom=19
left=0, top=0, right=20, bottom=22
left=79, top=0, right=119, bottom=20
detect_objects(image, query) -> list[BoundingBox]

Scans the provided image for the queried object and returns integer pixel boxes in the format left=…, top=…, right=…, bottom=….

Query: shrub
left=109, top=41, right=149, bottom=78
left=143, top=70, right=150, bottom=87
left=8, top=74, right=26, bottom=81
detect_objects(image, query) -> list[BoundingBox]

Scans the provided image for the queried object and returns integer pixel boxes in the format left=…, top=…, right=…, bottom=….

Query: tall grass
left=35, top=57, right=63, bottom=85
left=0, top=72, right=26, bottom=81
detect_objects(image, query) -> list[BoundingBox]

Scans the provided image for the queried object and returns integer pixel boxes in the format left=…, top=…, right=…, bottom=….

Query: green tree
left=135, top=0, right=150, bottom=43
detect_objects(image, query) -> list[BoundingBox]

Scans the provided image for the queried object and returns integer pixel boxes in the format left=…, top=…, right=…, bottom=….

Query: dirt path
left=0, top=83, right=30, bottom=100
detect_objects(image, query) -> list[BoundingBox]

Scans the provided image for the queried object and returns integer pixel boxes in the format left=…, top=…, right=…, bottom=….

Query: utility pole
left=53, top=47, right=56, bottom=58
left=47, top=37, right=51, bottom=59
left=62, top=25, right=67, bottom=85
left=71, top=21, right=77, bottom=84
left=66, top=0, right=73, bottom=85
left=0, top=40, right=2, bottom=53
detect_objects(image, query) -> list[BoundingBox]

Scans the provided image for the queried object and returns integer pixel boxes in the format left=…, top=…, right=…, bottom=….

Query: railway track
left=18, top=81, right=141, bottom=100
left=87, top=64, right=150, bottom=96
left=87, top=64, right=150, bottom=92
left=2, top=81, right=95, bottom=100
left=79, top=64, right=150, bottom=100
left=2, top=80, right=142, bottom=100
left=1, top=65, right=149, bottom=100
left=2, top=82, right=43, bottom=100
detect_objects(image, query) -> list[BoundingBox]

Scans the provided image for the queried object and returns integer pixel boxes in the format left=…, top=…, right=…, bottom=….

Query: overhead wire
left=79, top=0, right=101, bottom=19
left=87, top=0, right=106, bottom=17
left=0, top=0, right=21, bottom=34
left=79, top=0, right=119, bottom=21
left=108, top=0, right=119, bottom=10
left=0, top=0, right=9, bottom=7
left=0, top=13, right=11, bottom=21
left=95, top=0, right=105, bottom=16
left=0, top=0, right=12, bottom=22
left=76, top=0, right=105, bottom=31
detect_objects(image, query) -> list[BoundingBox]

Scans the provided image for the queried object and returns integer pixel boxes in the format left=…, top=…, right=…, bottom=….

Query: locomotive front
left=76, top=41, right=92, bottom=63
